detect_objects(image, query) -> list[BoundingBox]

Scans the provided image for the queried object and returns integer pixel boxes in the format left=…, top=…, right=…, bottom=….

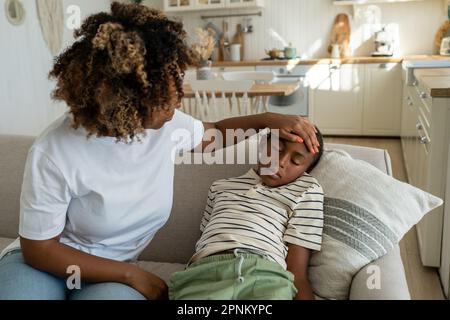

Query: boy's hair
left=305, top=126, right=324, bottom=173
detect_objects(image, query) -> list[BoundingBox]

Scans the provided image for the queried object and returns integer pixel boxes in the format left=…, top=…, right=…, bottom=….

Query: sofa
left=0, top=134, right=411, bottom=299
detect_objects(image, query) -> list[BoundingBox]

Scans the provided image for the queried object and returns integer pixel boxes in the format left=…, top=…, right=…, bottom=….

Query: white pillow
left=309, top=149, right=443, bottom=300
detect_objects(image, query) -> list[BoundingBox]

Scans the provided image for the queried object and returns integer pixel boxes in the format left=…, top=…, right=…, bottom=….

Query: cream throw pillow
left=309, top=149, right=443, bottom=300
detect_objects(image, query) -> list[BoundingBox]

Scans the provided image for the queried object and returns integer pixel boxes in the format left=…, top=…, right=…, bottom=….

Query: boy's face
left=258, top=137, right=315, bottom=188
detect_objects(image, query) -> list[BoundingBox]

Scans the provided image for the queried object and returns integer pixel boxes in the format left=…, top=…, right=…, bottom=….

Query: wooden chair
left=181, top=80, right=253, bottom=122
left=221, top=71, right=276, bottom=114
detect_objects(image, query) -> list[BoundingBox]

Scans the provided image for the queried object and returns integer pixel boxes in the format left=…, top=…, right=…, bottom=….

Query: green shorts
left=169, top=251, right=298, bottom=300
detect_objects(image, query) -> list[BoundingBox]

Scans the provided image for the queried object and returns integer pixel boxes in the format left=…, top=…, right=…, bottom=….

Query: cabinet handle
left=406, top=96, right=411, bottom=101
left=412, top=80, right=418, bottom=86
left=420, top=92, right=428, bottom=99
left=416, top=122, right=423, bottom=130
left=408, top=101, right=413, bottom=107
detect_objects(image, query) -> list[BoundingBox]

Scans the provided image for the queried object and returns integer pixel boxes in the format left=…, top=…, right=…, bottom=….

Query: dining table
left=182, top=82, right=300, bottom=98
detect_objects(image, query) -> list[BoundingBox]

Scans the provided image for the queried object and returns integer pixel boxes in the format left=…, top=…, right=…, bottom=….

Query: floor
left=323, top=137, right=445, bottom=300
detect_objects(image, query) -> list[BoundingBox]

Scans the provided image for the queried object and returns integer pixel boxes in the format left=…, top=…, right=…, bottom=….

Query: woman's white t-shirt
left=0, top=110, right=204, bottom=262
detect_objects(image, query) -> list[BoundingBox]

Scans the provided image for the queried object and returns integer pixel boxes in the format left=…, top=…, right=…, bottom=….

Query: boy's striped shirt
left=191, top=169, right=324, bottom=269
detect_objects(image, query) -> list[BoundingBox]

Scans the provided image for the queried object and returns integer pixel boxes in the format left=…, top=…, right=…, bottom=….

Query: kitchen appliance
left=255, top=65, right=310, bottom=116
left=441, top=36, right=450, bottom=56
left=372, top=26, right=394, bottom=57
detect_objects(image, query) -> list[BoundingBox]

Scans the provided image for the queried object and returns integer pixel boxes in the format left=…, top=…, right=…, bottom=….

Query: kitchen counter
left=183, top=82, right=299, bottom=98
left=211, top=55, right=450, bottom=67
left=413, top=68, right=450, bottom=98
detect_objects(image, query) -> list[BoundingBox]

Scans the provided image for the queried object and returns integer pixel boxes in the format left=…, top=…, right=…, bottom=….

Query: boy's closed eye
left=291, top=154, right=304, bottom=166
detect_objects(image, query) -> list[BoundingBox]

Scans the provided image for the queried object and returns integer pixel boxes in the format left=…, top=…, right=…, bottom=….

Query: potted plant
left=191, top=27, right=216, bottom=80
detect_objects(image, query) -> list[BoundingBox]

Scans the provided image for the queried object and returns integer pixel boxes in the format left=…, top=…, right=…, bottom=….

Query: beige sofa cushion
left=0, top=135, right=33, bottom=239
left=0, top=237, right=14, bottom=253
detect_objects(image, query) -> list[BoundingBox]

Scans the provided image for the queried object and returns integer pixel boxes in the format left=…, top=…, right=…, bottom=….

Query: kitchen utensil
left=242, top=18, right=253, bottom=33
left=204, top=21, right=222, bottom=42
left=435, top=20, right=450, bottom=54
left=232, top=24, right=244, bottom=61
left=218, top=34, right=225, bottom=61
left=441, top=36, right=450, bottom=56
left=284, top=43, right=297, bottom=59
left=328, top=13, right=351, bottom=58
left=219, top=20, right=230, bottom=61
left=223, top=21, right=230, bottom=60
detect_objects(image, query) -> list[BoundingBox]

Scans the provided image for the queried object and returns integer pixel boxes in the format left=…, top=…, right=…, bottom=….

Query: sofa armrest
left=349, top=245, right=411, bottom=300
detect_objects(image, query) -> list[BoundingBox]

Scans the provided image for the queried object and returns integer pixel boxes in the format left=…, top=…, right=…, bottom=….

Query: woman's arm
left=20, top=236, right=168, bottom=300
left=286, top=243, right=315, bottom=300
left=202, top=112, right=320, bottom=154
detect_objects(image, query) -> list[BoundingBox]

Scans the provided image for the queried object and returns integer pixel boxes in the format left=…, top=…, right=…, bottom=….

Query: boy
left=169, top=129, right=324, bottom=300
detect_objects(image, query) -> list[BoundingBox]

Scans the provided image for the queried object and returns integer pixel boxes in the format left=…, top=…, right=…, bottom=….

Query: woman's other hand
left=127, top=265, right=168, bottom=300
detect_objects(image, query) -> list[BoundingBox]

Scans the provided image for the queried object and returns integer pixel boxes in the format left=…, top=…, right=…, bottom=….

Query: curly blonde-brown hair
left=49, top=2, right=198, bottom=142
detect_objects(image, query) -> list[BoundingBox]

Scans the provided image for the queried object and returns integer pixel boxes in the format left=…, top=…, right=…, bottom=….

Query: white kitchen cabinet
left=164, top=0, right=195, bottom=12
left=363, top=63, right=402, bottom=136
left=163, top=0, right=263, bottom=12
left=401, top=70, right=450, bottom=270
left=309, top=64, right=364, bottom=135
left=441, top=146, right=450, bottom=297
left=195, top=0, right=226, bottom=10
left=309, top=63, right=402, bottom=136
left=227, top=0, right=265, bottom=8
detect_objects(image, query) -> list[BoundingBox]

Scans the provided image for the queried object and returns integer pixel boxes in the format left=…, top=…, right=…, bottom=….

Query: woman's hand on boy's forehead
left=267, top=114, right=320, bottom=154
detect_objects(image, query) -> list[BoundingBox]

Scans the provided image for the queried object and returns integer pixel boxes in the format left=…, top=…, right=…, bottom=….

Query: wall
left=1, top=0, right=447, bottom=135
left=140, top=0, right=448, bottom=60
left=0, top=0, right=111, bottom=136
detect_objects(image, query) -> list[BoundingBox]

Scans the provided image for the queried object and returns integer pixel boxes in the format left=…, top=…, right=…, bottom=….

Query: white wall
left=0, top=0, right=111, bottom=136
left=142, top=0, right=448, bottom=59
left=1, top=0, right=447, bottom=135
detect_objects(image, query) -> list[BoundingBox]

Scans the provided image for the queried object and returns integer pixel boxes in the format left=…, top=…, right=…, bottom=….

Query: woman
left=0, top=2, right=319, bottom=300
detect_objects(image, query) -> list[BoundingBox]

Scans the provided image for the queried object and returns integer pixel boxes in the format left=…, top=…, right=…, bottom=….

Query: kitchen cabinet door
left=195, top=0, right=226, bottom=10
left=440, top=146, right=450, bottom=297
left=363, top=63, right=402, bottom=136
left=401, top=84, right=409, bottom=159
left=309, top=64, right=364, bottom=135
left=227, top=0, right=264, bottom=8
left=164, top=0, right=194, bottom=12
left=401, top=87, right=417, bottom=182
